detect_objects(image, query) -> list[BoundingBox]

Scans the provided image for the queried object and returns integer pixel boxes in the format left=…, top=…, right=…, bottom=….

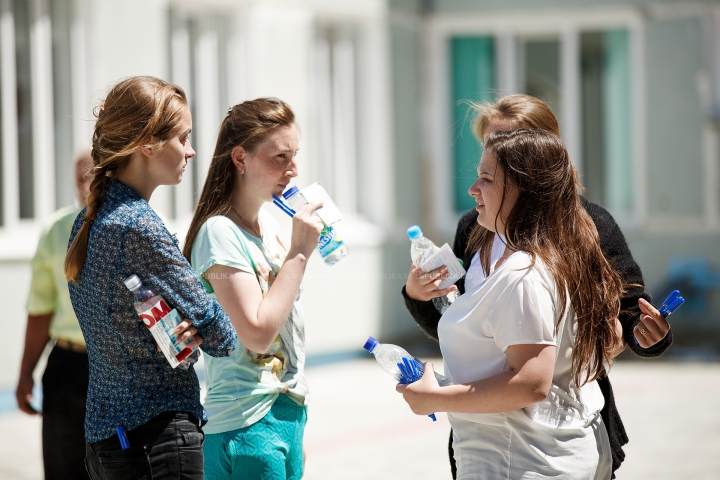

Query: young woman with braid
left=65, top=76, right=237, bottom=479
left=402, top=94, right=672, bottom=479
left=183, top=98, right=323, bottom=480
left=398, top=129, right=624, bottom=478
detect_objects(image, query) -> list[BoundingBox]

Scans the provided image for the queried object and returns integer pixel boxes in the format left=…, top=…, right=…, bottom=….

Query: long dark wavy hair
left=469, top=129, right=624, bottom=386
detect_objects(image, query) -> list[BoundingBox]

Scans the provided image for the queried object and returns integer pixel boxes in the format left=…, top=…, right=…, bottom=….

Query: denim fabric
left=204, top=394, right=307, bottom=480
left=68, top=180, right=237, bottom=442
left=85, top=411, right=204, bottom=480
left=42, top=345, right=88, bottom=480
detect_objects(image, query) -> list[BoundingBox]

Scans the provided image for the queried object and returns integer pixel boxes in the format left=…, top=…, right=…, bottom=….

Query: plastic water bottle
left=363, top=336, right=453, bottom=386
left=363, top=336, right=452, bottom=421
left=407, top=225, right=459, bottom=313
left=124, top=275, right=197, bottom=369
left=282, top=186, right=349, bottom=266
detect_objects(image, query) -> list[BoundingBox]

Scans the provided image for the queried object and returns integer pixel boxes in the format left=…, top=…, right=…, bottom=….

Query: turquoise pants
left=204, top=394, right=307, bottom=480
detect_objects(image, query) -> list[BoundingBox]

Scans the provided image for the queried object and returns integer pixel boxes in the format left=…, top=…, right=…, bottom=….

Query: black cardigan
left=402, top=197, right=672, bottom=478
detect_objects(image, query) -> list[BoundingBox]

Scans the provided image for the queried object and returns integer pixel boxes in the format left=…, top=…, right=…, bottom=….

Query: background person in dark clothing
left=16, top=152, right=92, bottom=480
left=402, top=94, right=672, bottom=479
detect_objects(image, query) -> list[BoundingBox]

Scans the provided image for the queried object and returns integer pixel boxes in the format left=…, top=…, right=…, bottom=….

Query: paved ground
left=1, top=359, right=719, bottom=479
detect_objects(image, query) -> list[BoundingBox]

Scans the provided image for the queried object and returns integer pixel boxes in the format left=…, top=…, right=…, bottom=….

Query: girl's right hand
left=289, top=200, right=324, bottom=258
left=405, top=264, right=457, bottom=301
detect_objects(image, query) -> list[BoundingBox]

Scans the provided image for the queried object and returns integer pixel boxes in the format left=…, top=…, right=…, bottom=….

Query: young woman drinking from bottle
left=183, top=98, right=323, bottom=480
left=65, top=76, right=237, bottom=479
left=397, top=129, right=624, bottom=479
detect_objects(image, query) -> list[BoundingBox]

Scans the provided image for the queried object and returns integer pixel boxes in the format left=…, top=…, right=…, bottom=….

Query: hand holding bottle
left=396, top=362, right=444, bottom=416
left=288, top=200, right=324, bottom=259
left=406, top=264, right=458, bottom=302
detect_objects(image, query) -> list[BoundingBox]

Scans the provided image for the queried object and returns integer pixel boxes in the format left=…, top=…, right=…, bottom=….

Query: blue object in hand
left=397, top=356, right=437, bottom=421
left=658, top=290, right=685, bottom=318
left=634, top=290, right=685, bottom=344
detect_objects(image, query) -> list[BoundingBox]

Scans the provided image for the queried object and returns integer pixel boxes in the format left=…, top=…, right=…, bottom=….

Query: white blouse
left=438, top=250, right=610, bottom=480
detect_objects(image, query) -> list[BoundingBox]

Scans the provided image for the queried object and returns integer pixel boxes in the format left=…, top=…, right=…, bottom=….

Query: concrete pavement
left=1, top=359, right=719, bottom=479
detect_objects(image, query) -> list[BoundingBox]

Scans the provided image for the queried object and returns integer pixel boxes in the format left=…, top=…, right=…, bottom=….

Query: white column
left=356, top=19, right=394, bottom=229
left=226, top=11, right=248, bottom=106
left=170, top=14, right=194, bottom=220
left=496, top=31, right=518, bottom=95
left=331, top=35, right=357, bottom=214
left=561, top=26, right=582, bottom=176
left=30, top=0, right=55, bottom=219
left=0, top=0, right=19, bottom=227
left=70, top=0, right=91, bottom=153
left=194, top=16, right=219, bottom=188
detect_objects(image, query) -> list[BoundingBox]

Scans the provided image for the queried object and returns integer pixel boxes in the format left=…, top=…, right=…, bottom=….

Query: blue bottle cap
left=282, top=186, right=300, bottom=200
left=363, top=336, right=378, bottom=352
left=407, top=225, right=423, bottom=240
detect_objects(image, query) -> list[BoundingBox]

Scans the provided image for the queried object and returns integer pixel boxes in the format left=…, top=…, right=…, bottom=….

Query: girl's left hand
left=395, top=362, right=442, bottom=415
left=174, top=318, right=204, bottom=349
left=633, top=298, right=670, bottom=348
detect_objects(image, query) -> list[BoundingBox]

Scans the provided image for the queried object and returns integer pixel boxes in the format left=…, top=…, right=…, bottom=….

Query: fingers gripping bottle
left=282, top=186, right=349, bottom=266
left=124, top=275, right=197, bottom=369
left=363, top=336, right=453, bottom=421
left=407, top=225, right=459, bottom=314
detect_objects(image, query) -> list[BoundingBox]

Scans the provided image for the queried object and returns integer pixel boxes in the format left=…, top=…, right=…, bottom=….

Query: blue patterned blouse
left=68, top=180, right=237, bottom=443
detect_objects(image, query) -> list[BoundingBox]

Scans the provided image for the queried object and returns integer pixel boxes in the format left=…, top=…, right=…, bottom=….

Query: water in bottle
left=282, top=186, right=349, bottom=266
left=407, top=225, right=459, bottom=313
left=363, top=336, right=452, bottom=421
left=363, top=336, right=453, bottom=386
left=124, top=274, right=197, bottom=369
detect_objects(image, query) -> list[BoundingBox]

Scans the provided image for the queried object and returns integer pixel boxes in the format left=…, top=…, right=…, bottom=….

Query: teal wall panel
left=451, top=36, right=495, bottom=212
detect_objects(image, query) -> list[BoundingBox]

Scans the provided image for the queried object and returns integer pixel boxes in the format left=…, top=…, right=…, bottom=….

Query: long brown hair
left=64, top=76, right=189, bottom=283
left=477, top=129, right=623, bottom=386
left=182, top=98, right=296, bottom=261
left=468, top=94, right=574, bottom=276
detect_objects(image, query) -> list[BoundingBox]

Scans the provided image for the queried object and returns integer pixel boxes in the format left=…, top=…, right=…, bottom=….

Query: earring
left=240, top=170, right=245, bottom=175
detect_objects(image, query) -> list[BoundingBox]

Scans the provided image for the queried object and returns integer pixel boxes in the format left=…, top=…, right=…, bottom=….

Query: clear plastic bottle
left=282, top=186, right=349, bottom=266
left=124, top=274, right=197, bottom=369
left=407, top=225, right=459, bottom=314
left=363, top=336, right=452, bottom=386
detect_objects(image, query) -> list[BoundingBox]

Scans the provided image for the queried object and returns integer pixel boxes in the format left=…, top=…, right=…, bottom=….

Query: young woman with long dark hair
left=398, top=129, right=624, bottom=479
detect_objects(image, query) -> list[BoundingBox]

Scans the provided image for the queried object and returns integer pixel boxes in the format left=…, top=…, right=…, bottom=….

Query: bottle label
left=318, top=226, right=343, bottom=258
left=139, top=299, right=194, bottom=368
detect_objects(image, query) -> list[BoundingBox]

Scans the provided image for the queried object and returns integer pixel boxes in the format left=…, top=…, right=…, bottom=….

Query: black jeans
left=42, top=344, right=89, bottom=480
left=85, top=411, right=204, bottom=480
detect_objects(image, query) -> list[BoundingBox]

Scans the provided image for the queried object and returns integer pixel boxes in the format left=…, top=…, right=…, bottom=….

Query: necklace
left=228, top=204, right=262, bottom=238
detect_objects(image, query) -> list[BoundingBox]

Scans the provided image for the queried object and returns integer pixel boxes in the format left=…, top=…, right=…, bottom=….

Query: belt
left=55, top=338, right=87, bottom=353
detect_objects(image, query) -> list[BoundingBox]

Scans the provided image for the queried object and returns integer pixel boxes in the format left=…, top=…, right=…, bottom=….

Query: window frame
left=424, top=7, right=648, bottom=237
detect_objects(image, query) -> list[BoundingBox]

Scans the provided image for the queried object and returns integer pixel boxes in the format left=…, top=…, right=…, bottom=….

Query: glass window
left=450, top=36, right=494, bottom=212
left=311, top=24, right=360, bottom=214
left=50, top=0, right=74, bottom=209
left=14, top=0, right=33, bottom=219
left=580, top=29, right=633, bottom=212
left=522, top=38, right=561, bottom=118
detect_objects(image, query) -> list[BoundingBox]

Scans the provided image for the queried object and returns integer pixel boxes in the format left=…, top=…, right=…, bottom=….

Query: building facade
left=1, top=0, right=719, bottom=393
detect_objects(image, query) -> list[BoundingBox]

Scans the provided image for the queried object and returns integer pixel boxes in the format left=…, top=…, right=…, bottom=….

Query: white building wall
left=0, top=0, right=397, bottom=395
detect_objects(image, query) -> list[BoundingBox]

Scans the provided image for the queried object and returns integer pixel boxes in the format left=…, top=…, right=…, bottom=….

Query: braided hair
left=65, top=76, right=188, bottom=283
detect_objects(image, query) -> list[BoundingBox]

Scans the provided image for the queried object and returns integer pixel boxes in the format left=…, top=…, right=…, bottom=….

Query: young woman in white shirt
left=397, top=128, right=625, bottom=479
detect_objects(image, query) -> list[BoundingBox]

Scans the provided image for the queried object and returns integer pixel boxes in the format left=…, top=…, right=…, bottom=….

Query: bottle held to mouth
left=277, top=185, right=349, bottom=266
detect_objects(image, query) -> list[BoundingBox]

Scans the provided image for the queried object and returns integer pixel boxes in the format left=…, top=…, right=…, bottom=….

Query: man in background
left=16, top=151, right=93, bottom=479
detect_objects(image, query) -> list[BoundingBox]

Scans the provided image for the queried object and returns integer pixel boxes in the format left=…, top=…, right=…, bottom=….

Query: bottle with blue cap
left=281, top=186, right=349, bottom=266
left=408, top=225, right=459, bottom=313
left=363, top=336, right=452, bottom=421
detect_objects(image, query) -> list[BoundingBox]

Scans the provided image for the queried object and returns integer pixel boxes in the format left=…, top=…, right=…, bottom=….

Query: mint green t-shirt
left=26, top=206, right=85, bottom=345
left=191, top=210, right=308, bottom=434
